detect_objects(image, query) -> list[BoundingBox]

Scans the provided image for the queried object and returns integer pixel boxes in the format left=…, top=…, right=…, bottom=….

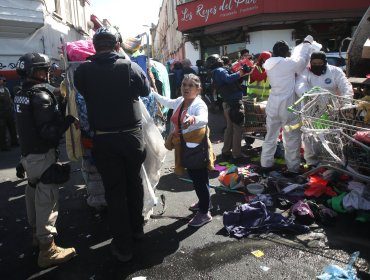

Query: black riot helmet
left=16, top=53, right=50, bottom=78
left=93, top=26, right=122, bottom=50
left=205, top=54, right=223, bottom=70
left=272, top=40, right=290, bottom=58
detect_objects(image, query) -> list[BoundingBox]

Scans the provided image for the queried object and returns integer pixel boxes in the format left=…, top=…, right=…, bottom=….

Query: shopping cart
left=288, top=87, right=370, bottom=183
left=242, top=97, right=267, bottom=143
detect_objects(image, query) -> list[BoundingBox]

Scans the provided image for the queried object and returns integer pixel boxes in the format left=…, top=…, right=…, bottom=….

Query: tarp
left=150, top=59, right=171, bottom=114
left=131, top=50, right=147, bottom=76
left=63, top=62, right=83, bottom=161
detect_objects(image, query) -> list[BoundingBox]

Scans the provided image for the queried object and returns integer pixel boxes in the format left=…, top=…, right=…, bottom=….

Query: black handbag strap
left=177, top=102, right=208, bottom=145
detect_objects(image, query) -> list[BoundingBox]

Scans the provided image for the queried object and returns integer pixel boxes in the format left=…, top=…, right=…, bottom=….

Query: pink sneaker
left=188, top=211, right=212, bottom=227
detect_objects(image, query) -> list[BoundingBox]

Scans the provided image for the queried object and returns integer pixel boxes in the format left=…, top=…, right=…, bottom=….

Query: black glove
left=16, top=163, right=25, bottom=179
left=65, top=115, right=77, bottom=125
left=61, top=115, right=77, bottom=133
left=242, top=64, right=252, bottom=73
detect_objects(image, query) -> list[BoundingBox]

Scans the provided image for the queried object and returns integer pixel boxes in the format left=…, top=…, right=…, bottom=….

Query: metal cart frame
left=288, top=87, right=370, bottom=183
left=242, top=97, right=267, bottom=142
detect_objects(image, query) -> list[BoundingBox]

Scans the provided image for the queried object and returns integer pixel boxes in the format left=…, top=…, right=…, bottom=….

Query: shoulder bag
left=178, top=103, right=209, bottom=169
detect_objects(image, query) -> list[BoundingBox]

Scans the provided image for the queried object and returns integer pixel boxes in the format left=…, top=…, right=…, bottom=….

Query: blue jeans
left=187, top=167, right=210, bottom=214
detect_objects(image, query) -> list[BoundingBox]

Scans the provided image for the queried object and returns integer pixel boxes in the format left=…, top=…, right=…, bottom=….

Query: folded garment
left=223, top=201, right=310, bottom=238
left=327, top=192, right=348, bottom=213
left=342, top=191, right=370, bottom=211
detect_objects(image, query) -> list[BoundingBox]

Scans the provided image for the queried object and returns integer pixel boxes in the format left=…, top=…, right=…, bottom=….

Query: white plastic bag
left=140, top=100, right=167, bottom=219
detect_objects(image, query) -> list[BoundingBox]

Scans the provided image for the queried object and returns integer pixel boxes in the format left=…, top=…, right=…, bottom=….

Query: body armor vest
left=14, top=85, right=58, bottom=155
left=78, top=58, right=136, bottom=131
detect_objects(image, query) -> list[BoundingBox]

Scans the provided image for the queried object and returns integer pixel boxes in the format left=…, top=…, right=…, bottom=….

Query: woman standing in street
left=152, top=73, right=216, bottom=227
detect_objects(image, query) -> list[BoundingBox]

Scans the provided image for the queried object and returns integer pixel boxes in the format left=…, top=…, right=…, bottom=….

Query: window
left=65, top=0, right=73, bottom=24
left=54, top=0, right=62, bottom=16
left=171, top=0, right=176, bottom=22
left=327, top=57, right=346, bottom=67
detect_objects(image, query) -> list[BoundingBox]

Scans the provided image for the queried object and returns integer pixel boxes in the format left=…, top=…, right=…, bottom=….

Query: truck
left=346, top=6, right=370, bottom=97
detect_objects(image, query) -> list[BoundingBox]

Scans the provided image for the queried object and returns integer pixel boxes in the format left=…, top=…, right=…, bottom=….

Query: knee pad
left=40, top=163, right=71, bottom=184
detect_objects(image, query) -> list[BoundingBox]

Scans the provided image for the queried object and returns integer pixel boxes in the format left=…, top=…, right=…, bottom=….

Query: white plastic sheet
left=140, top=100, right=167, bottom=219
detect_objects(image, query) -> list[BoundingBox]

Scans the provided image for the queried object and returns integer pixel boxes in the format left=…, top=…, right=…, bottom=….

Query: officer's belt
left=95, top=127, right=139, bottom=135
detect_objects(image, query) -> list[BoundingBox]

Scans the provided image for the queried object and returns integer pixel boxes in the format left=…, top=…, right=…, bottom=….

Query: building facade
left=170, top=0, right=369, bottom=62
left=152, top=0, right=200, bottom=65
left=0, top=0, right=93, bottom=87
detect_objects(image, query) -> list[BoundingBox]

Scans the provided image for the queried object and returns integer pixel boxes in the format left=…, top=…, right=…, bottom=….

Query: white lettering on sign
left=219, top=0, right=233, bottom=11
left=239, top=6, right=258, bottom=13
left=195, top=4, right=217, bottom=22
left=180, top=8, right=193, bottom=22
left=179, top=0, right=258, bottom=24
left=234, top=0, right=257, bottom=7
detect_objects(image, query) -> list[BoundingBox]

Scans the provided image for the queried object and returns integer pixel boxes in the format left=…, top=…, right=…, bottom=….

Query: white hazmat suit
left=295, top=64, right=353, bottom=98
left=261, top=39, right=318, bottom=173
left=295, top=63, right=354, bottom=165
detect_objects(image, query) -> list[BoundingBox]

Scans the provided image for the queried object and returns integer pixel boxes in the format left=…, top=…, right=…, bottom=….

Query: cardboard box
left=362, top=38, right=370, bottom=59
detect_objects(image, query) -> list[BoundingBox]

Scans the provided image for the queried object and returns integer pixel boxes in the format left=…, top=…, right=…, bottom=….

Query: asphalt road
left=0, top=109, right=369, bottom=280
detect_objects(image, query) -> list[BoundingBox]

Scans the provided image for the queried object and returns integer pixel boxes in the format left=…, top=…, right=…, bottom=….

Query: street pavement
left=0, top=109, right=370, bottom=280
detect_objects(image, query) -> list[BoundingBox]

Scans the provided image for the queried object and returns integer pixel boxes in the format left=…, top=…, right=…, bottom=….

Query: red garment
left=257, top=52, right=272, bottom=64
left=249, top=51, right=271, bottom=84
left=81, top=136, right=93, bottom=149
left=170, top=104, right=187, bottom=136
left=249, top=66, right=267, bottom=84
left=353, top=131, right=370, bottom=144
left=304, top=175, right=337, bottom=197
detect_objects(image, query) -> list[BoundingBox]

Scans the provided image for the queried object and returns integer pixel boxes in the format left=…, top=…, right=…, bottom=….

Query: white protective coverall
left=261, top=42, right=317, bottom=172
left=295, top=64, right=354, bottom=98
left=295, top=64, right=354, bottom=165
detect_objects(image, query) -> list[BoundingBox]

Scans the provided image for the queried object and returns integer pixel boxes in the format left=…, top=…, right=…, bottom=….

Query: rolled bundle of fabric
left=121, top=36, right=142, bottom=53
left=65, top=39, right=96, bottom=61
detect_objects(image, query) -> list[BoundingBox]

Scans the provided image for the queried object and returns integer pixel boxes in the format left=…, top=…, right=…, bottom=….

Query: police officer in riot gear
left=74, top=27, right=150, bottom=262
left=14, top=52, right=77, bottom=268
left=0, top=76, right=18, bottom=150
left=196, top=60, right=208, bottom=84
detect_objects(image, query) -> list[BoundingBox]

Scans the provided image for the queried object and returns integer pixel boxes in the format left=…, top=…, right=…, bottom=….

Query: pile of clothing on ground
left=215, top=163, right=370, bottom=238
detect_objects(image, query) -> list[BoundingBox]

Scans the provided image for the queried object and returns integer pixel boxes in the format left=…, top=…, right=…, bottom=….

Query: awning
left=0, top=0, right=44, bottom=38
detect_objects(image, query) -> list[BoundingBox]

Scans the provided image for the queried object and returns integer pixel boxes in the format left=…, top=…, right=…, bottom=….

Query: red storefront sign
left=177, top=0, right=262, bottom=31
left=176, top=0, right=370, bottom=31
